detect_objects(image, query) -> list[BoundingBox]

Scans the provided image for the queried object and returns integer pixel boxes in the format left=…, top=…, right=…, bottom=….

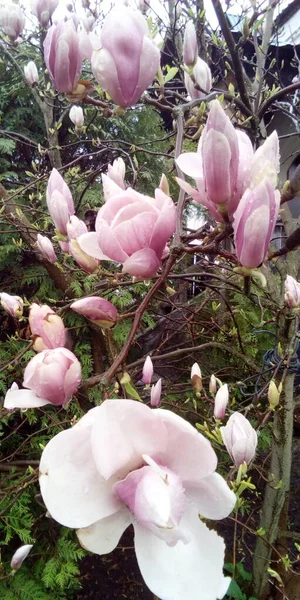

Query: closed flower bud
left=30, top=0, right=59, bottom=28
left=0, top=3, right=25, bottom=41
left=209, top=374, right=217, bottom=395
left=46, top=169, right=74, bottom=235
left=268, top=380, right=280, bottom=410
left=213, top=384, right=228, bottom=419
left=150, top=378, right=162, bottom=407
left=0, top=292, right=23, bottom=318
left=69, top=239, right=99, bottom=273
left=183, top=21, right=198, bottom=67
left=284, top=275, right=300, bottom=308
left=184, top=57, right=212, bottom=101
left=107, top=158, right=126, bottom=189
left=142, top=356, right=154, bottom=384
left=36, top=234, right=57, bottom=263
left=220, top=412, right=257, bottom=467
left=69, top=105, right=84, bottom=128
left=191, top=362, right=202, bottom=393
left=70, top=296, right=118, bottom=328
left=44, top=20, right=83, bottom=94
left=10, top=545, right=33, bottom=570
left=24, top=61, right=39, bottom=86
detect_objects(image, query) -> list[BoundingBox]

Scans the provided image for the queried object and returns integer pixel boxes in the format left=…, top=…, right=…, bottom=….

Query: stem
left=252, top=314, right=296, bottom=598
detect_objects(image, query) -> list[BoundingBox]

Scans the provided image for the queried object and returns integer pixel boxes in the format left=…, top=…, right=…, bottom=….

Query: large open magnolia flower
left=39, top=400, right=236, bottom=600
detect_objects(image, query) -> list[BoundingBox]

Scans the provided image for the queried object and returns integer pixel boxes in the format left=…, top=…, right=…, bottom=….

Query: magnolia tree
left=0, top=0, right=300, bottom=599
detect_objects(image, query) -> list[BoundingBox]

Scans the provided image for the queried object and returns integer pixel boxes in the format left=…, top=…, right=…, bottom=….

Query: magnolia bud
left=191, top=362, right=202, bottom=393
left=284, top=275, right=300, bottom=309
left=70, top=297, right=118, bottom=328
left=150, top=378, right=162, bottom=407
left=142, top=356, right=154, bottom=385
left=209, top=374, right=217, bottom=395
left=214, top=384, right=229, bottom=419
left=268, top=380, right=280, bottom=410
left=0, top=292, right=23, bottom=318
left=11, top=545, right=33, bottom=570
left=183, top=21, right=198, bottom=67
left=37, top=234, right=57, bottom=263
left=69, top=105, right=84, bottom=128
left=24, top=61, right=39, bottom=86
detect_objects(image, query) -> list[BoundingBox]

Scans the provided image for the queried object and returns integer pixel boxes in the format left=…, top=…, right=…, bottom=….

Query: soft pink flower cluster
left=39, top=399, right=236, bottom=600
left=177, top=100, right=280, bottom=269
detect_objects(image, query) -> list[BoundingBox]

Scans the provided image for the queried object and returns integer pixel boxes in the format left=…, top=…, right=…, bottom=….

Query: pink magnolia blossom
left=44, top=20, right=83, bottom=94
left=214, top=384, right=228, bottom=420
left=39, top=400, right=236, bottom=600
left=36, top=234, right=57, bottom=263
left=46, top=169, right=74, bottom=235
left=91, top=6, right=160, bottom=107
left=284, top=275, right=300, bottom=308
left=67, top=216, right=99, bottom=273
left=30, top=0, right=58, bottom=27
left=10, top=545, right=33, bottom=570
left=107, top=158, right=126, bottom=189
left=29, top=303, right=66, bottom=351
left=4, top=348, right=81, bottom=409
left=24, top=61, right=39, bottom=86
left=184, top=57, right=212, bottom=101
left=0, top=3, right=25, bottom=40
left=70, top=297, right=118, bottom=328
left=150, top=378, right=162, bottom=407
left=0, top=292, right=23, bottom=318
left=142, top=356, right=154, bottom=384
left=69, top=105, right=84, bottom=128
left=176, top=102, right=279, bottom=223
left=183, top=21, right=198, bottom=67
left=233, top=179, right=280, bottom=269
left=220, top=412, right=257, bottom=467
left=78, top=186, right=176, bottom=278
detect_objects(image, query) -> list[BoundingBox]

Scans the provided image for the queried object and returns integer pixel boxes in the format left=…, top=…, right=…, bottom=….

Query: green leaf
left=164, top=67, right=178, bottom=83
left=226, top=579, right=246, bottom=600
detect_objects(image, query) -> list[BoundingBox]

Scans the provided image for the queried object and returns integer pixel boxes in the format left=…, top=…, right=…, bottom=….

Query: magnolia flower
left=191, top=362, right=202, bottom=393
left=220, top=412, right=257, bottom=467
left=176, top=102, right=279, bottom=223
left=69, top=105, right=84, bottom=128
left=70, top=297, right=118, bottom=328
left=268, top=380, right=280, bottom=410
left=284, top=275, right=300, bottom=308
left=36, top=234, right=57, bottom=263
left=184, top=57, right=212, bottom=101
left=44, top=20, right=83, bottom=94
left=30, top=0, right=58, bottom=27
left=150, top=378, right=162, bottom=407
left=29, top=303, right=66, bottom=351
left=209, top=374, right=217, bottom=395
left=233, top=179, right=280, bottom=269
left=183, top=21, right=198, bottom=67
left=0, top=292, right=23, bottom=318
left=10, top=544, right=33, bottom=570
left=214, top=384, right=228, bottom=420
left=67, top=216, right=99, bottom=273
left=78, top=186, right=176, bottom=278
left=107, top=158, right=126, bottom=190
left=142, top=356, right=154, bottom=384
left=39, top=400, right=236, bottom=600
left=46, top=169, right=74, bottom=235
left=4, top=349, right=81, bottom=409
left=91, top=6, right=160, bottom=107
left=0, top=3, right=25, bottom=40
left=24, top=61, right=39, bottom=86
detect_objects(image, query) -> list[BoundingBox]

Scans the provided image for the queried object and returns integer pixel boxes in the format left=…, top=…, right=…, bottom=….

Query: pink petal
left=122, top=248, right=160, bottom=277
left=4, top=388, right=50, bottom=409
left=39, top=407, right=121, bottom=528
left=202, top=130, right=231, bottom=204
left=96, top=219, right=129, bottom=263
left=90, top=400, right=167, bottom=481
left=176, top=153, right=203, bottom=179
left=77, top=508, right=131, bottom=554
left=113, top=212, right=158, bottom=256
left=77, top=232, right=108, bottom=261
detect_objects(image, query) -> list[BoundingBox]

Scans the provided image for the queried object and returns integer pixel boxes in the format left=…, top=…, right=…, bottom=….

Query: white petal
left=39, top=408, right=121, bottom=528
left=134, top=507, right=230, bottom=600
left=4, top=388, right=50, bottom=409
left=77, top=508, right=131, bottom=554
left=186, top=472, right=236, bottom=519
